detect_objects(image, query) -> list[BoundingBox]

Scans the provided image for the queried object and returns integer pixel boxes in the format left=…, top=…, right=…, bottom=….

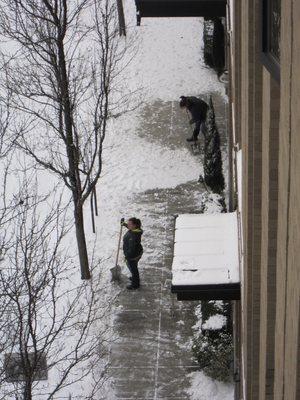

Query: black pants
left=193, top=120, right=206, bottom=140
left=126, top=258, right=140, bottom=287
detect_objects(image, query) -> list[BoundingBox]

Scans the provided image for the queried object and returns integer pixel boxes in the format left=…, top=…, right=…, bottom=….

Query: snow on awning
left=171, top=212, right=240, bottom=300
left=135, top=0, right=226, bottom=25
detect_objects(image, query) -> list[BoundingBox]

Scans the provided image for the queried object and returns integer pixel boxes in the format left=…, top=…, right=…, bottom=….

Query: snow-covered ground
left=187, top=371, right=233, bottom=400
left=121, top=14, right=224, bottom=101
left=88, top=0, right=226, bottom=265
left=87, top=2, right=232, bottom=399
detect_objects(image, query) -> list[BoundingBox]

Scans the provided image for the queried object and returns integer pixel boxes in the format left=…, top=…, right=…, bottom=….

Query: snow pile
left=199, top=190, right=226, bottom=213
left=202, top=314, right=227, bottom=330
left=187, top=370, right=234, bottom=400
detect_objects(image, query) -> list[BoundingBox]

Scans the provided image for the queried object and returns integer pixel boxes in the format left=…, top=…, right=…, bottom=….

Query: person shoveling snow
left=122, top=217, right=143, bottom=290
left=179, top=95, right=208, bottom=142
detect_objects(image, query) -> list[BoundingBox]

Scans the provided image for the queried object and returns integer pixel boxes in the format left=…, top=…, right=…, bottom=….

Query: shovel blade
left=110, top=264, right=121, bottom=281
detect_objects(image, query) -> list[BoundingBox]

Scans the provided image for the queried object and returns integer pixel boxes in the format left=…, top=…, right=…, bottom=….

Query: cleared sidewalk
left=107, top=94, right=227, bottom=399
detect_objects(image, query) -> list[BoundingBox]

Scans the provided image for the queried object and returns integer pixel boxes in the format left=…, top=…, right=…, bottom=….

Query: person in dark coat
left=122, top=217, right=143, bottom=290
left=179, top=96, right=208, bottom=142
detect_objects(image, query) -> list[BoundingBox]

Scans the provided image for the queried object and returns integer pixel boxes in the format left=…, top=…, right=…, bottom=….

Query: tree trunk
left=57, top=35, right=91, bottom=279
left=23, top=380, right=32, bottom=400
left=116, top=0, right=126, bottom=36
left=74, top=202, right=91, bottom=280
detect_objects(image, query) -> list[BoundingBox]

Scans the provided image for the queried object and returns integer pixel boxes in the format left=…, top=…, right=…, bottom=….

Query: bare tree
left=0, top=83, right=14, bottom=158
left=0, top=0, right=132, bottom=279
left=0, top=185, right=113, bottom=400
left=0, top=158, right=36, bottom=260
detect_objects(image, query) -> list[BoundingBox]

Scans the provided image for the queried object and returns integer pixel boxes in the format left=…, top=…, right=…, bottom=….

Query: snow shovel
left=110, top=223, right=123, bottom=281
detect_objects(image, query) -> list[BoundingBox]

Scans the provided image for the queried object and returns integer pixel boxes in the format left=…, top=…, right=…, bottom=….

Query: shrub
left=203, top=18, right=225, bottom=75
left=192, top=330, right=233, bottom=382
left=204, top=97, right=225, bottom=194
left=199, top=191, right=227, bottom=213
left=212, top=18, right=225, bottom=75
left=192, top=301, right=233, bottom=382
left=203, top=19, right=214, bottom=68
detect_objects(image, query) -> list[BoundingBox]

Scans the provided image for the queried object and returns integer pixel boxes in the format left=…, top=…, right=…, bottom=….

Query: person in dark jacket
left=179, top=96, right=208, bottom=142
left=122, top=217, right=143, bottom=290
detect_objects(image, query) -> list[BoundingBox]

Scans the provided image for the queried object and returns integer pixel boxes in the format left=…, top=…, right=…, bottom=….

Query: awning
left=171, top=212, right=240, bottom=301
left=135, top=0, right=227, bottom=24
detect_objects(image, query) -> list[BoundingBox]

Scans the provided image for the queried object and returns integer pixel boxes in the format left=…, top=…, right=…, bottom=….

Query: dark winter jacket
left=123, top=228, right=143, bottom=260
left=186, top=96, right=208, bottom=123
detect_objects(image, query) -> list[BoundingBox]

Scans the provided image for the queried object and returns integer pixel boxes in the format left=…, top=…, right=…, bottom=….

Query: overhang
left=171, top=212, right=240, bottom=301
left=135, top=0, right=227, bottom=21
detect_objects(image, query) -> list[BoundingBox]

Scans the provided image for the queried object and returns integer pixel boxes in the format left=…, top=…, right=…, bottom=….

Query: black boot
left=126, top=284, right=140, bottom=290
left=186, top=136, right=197, bottom=142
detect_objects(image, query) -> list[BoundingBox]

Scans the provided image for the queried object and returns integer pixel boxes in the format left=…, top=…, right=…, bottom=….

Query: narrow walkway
left=108, top=183, right=203, bottom=399
left=107, top=94, right=227, bottom=399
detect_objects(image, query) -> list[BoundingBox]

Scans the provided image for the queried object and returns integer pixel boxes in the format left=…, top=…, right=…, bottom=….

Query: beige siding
left=240, top=0, right=253, bottom=395
left=259, top=69, right=271, bottom=400
left=231, top=0, right=300, bottom=399
left=239, top=0, right=263, bottom=398
left=283, top=0, right=300, bottom=397
left=259, top=70, right=279, bottom=400
left=274, top=0, right=300, bottom=399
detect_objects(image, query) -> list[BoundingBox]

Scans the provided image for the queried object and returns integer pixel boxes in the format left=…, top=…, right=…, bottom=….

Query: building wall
left=259, top=68, right=279, bottom=400
left=273, top=1, right=300, bottom=398
left=230, top=0, right=300, bottom=399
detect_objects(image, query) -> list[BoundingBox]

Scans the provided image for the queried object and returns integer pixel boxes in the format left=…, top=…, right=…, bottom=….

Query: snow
left=236, top=149, right=244, bottom=288
left=199, top=191, right=226, bottom=214
left=122, top=3, right=225, bottom=102
left=187, top=371, right=234, bottom=400
left=236, top=149, right=242, bottom=211
left=202, top=314, right=227, bottom=330
left=172, top=212, right=239, bottom=286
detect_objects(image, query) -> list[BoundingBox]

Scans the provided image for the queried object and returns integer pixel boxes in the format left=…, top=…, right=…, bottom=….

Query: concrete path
left=107, top=93, right=227, bottom=399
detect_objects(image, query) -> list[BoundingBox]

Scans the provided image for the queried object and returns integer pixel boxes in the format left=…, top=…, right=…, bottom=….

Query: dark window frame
left=261, top=0, right=281, bottom=82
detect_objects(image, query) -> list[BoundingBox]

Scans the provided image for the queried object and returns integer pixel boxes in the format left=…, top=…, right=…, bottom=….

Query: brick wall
left=230, top=0, right=300, bottom=399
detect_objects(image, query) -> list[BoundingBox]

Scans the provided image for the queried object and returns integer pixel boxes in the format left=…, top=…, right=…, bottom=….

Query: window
left=262, top=0, right=281, bottom=80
